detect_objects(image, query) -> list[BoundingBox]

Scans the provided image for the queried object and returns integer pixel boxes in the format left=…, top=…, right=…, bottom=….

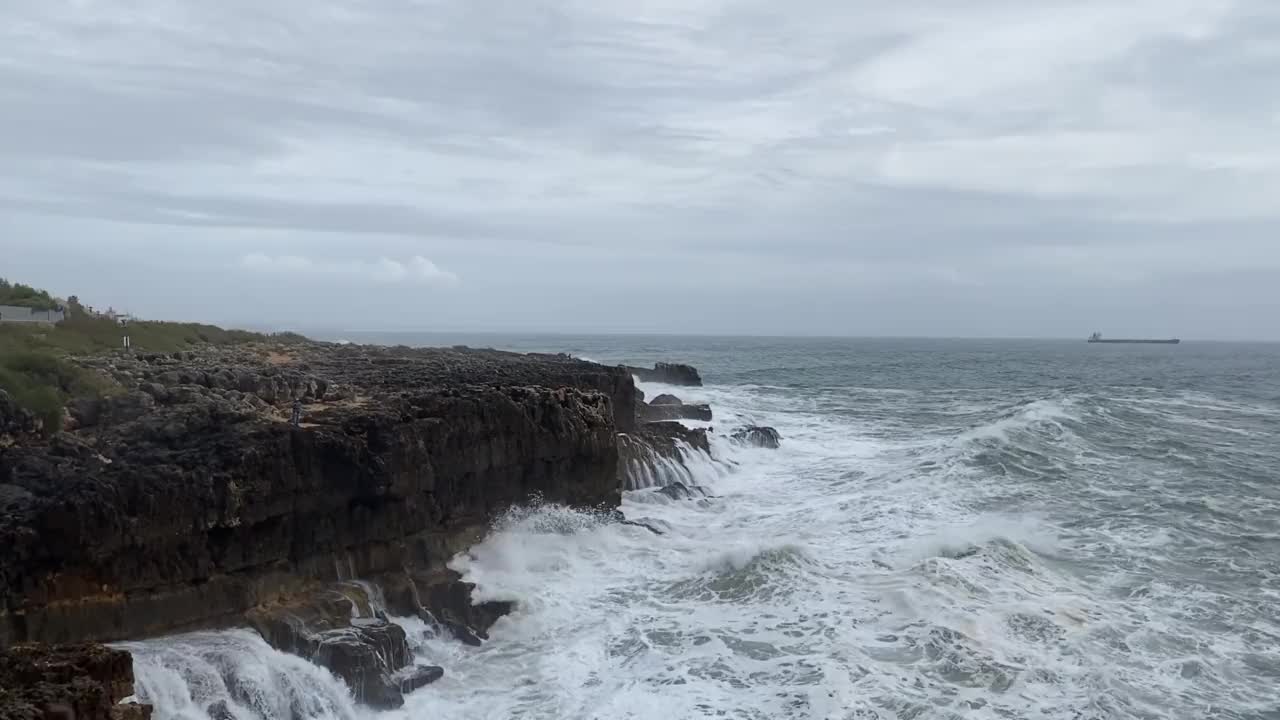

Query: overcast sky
left=3, top=0, right=1278, bottom=339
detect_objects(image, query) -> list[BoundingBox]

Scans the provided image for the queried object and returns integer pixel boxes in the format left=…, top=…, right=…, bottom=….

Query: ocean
left=124, top=336, right=1280, bottom=719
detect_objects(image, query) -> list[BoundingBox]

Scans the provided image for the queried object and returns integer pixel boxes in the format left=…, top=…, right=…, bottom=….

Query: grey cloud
left=1, top=0, right=1278, bottom=339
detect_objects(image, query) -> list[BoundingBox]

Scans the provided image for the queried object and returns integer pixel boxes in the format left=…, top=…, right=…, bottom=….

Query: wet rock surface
left=396, top=664, right=445, bottom=693
left=618, top=421, right=713, bottom=490
left=244, top=580, right=434, bottom=708
left=626, top=362, right=703, bottom=386
left=0, top=643, right=151, bottom=720
left=657, top=481, right=708, bottom=501
left=731, top=425, right=782, bottom=449
left=639, top=399, right=713, bottom=423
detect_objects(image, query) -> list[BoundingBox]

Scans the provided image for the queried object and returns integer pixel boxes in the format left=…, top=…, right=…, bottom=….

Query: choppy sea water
left=128, top=337, right=1280, bottom=719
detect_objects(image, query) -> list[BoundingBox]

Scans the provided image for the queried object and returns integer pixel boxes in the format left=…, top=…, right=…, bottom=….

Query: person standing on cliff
left=291, top=397, right=302, bottom=426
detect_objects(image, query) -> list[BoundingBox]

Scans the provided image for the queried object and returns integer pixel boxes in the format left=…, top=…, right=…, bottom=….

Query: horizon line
left=252, top=328, right=1278, bottom=344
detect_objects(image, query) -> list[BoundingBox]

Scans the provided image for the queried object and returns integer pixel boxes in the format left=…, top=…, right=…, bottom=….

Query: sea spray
left=121, top=630, right=362, bottom=720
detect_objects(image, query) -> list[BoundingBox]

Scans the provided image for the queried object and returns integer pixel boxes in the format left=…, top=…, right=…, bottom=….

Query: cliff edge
left=0, top=343, right=635, bottom=648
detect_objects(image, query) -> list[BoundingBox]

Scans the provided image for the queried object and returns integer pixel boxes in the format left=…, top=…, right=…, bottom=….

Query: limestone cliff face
left=0, top=344, right=627, bottom=646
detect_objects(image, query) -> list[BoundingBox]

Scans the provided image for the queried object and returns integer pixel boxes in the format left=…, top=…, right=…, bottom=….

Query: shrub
left=0, top=352, right=117, bottom=435
left=0, top=278, right=59, bottom=311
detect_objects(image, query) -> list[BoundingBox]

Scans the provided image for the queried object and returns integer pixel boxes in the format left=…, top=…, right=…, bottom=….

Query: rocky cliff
left=0, top=344, right=633, bottom=649
left=0, top=341, right=732, bottom=711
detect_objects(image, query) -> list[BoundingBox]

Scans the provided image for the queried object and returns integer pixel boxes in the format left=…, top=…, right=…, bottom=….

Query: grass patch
left=0, top=352, right=119, bottom=434
left=0, top=314, right=269, bottom=356
left=0, top=279, right=306, bottom=435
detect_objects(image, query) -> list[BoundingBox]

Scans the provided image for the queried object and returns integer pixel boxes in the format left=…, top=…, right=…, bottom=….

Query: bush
left=0, top=352, right=117, bottom=435
left=0, top=278, right=59, bottom=311
left=270, top=331, right=310, bottom=345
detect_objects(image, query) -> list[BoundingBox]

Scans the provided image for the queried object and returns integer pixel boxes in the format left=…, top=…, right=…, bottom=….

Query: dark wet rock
left=650, top=394, right=683, bottom=406
left=943, top=546, right=981, bottom=560
left=620, top=519, right=665, bottom=535
left=639, top=401, right=712, bottom=423
left=414, top=575, right=515, bottom=647
left=626, top=362, right=703, bottom=387
left=206, top=700, right=236, bottom=720
left=657, top=482, right=707, bottom=501
left=642, top=421, right=711, bottom=454
left=0, top=643, right=151, bottom=720
left=397, top=664, right=445, bottom=693
left=731, top=425, right=781, bottom=449
left=618, top=421, right=712, bottom=490
left=630, top=517, right=673, bottom=534
left=247, top=587, right=415, bottom=709
left=314, top=620, right=411, bottom=709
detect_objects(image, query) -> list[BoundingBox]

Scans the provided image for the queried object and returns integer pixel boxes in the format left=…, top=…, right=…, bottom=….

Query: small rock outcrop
left=246, top=582, right=420, bottom=709
left=618, top=421, right=712, bottom=490
left=396, top=664, right=445, bottom=693
left=731, top=425, right=781, bottom=449
left=656, top=482, right=708, bottom=501
left=626, top=362, right=703, bottom=387
left=638, top=399, right=713, bottom=423
left=0, top=643, right=151, bottom=720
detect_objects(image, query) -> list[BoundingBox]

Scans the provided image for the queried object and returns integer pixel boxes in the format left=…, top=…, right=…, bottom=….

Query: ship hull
left=1087, top=339, right=1180, bottom=344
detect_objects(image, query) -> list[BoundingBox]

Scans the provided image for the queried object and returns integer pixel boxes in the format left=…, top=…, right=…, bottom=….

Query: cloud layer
left=241, top=254, right=459, bottom=286
left=2, top=0, right=1278, bottom=337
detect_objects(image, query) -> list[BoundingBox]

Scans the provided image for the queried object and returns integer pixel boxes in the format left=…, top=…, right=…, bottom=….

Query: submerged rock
left=206, top=701, right=236, bottom=720
left=397, top=664, right=445, bottom=693
left=731, top=425, right=781, bottom=449
left=657, top=481, right=707, bottom=501
left=620, top=519, right=665, bottom=535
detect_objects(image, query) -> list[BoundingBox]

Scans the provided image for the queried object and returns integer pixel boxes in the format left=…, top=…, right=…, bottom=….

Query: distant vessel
left=1088, top=332, right=1180, bottom=345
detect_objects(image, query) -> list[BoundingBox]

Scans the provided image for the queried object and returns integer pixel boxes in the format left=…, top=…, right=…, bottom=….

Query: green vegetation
left=0, top=351, right=117, bottom=432
left=0, top=279, right=60, bottom=311
left=0, top=279, right=303, bottom=435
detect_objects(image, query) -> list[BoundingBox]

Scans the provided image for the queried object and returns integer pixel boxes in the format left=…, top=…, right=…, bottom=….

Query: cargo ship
left=1088, top=332, right=1180, bottom=344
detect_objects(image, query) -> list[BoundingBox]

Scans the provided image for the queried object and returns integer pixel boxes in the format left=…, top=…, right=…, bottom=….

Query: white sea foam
left=958, top=398, right=1077, bottom=443
left=120, top=630, right=363, bottom=720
